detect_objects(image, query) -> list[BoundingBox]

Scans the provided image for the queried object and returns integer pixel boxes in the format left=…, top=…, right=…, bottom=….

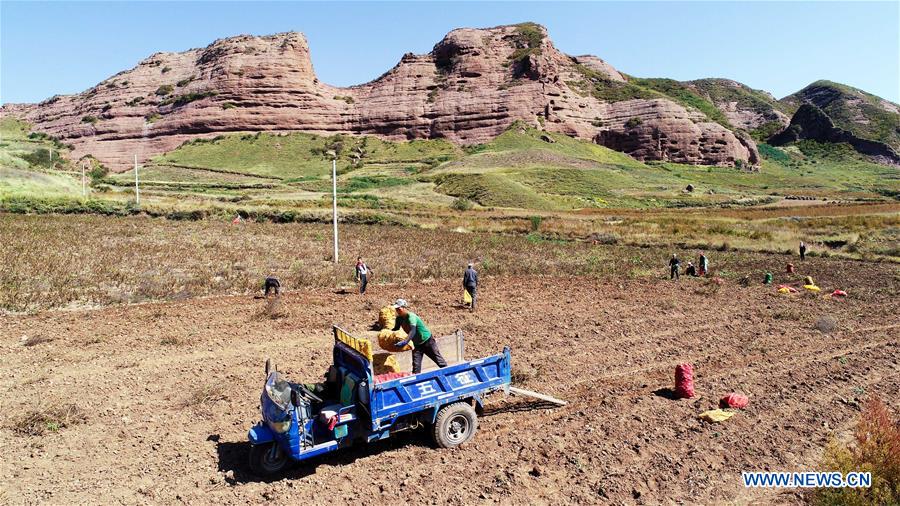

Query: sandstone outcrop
left=2, top=24, right=758, bottom=170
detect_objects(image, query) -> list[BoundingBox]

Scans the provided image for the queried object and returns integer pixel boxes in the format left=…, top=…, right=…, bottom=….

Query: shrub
left=625, top=117, right=643, bottom=129
left=184, top=384, right=228, bottom=406
left=81, top=115, right=99, bottom=124
left=815, top=316, right=838, bottom=333
left=176, top=76, right=195, bottom=87
left=88, top=164, right=109, bottom=182
left=162, top=91, right=217, bottom=107
left=125, top=96, right=144, bottom=106
left=451, top=197, right=474, bottom=211
left=155, top=85, right=174, bottom=96
left=812, top=396, right=900, bottom=506
left=529, top=215, right=543, bottom=232
left=509, top=22, right=544, bottom=65
left=333, top=95, right=355, bottom=104
left=22, top=148, right=57, bottom=168
left=161, top=66, right=171, bottom=73
left=222, top=102, right=236, bottom=110
left=145, top=113, right=161, bottom=123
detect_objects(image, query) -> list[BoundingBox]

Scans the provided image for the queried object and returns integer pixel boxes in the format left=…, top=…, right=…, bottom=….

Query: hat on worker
left=392, top=298, right=409, bottom=309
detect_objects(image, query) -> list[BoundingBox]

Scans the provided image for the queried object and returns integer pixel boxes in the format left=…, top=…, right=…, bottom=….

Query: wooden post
left=332, top=157, right=338, bottom=263
left=134, top=154, right=140, bottom=205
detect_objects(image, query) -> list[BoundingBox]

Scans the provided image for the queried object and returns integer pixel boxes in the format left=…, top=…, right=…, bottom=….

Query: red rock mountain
left=2, top=24, right=760, bottom=171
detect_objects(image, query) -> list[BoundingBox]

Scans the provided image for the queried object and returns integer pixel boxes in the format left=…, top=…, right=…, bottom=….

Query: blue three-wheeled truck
left=248, top=326, right=556, bottom=476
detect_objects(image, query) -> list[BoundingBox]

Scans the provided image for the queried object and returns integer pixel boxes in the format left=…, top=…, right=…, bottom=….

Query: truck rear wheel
left=249, top=442, right=288, bottom=476
left=432, top=402, right=478, bottom=448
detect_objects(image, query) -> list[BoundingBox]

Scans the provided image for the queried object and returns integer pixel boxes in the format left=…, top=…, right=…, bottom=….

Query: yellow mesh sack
left=372, top=353, right=401, bottom=375
left=698, top=409, right=735, bottom=423
left=378, top=306, right=396, bottom=330
left=378, top=329, right=412, bottom=353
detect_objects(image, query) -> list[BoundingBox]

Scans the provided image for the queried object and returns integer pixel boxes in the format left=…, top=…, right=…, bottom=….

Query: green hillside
left=780, top=80, right=900, bottom=150
left=687, top=78, right=793, bottom=140
left=156, top=132, right=461, bottom=179
left=0, top=117, right=73, bottom=172
left=3, top=118, right=897, bottom=213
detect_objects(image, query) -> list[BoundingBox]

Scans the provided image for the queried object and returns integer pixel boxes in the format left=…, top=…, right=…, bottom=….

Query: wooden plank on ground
left=508, top=386, right=568, bottom=406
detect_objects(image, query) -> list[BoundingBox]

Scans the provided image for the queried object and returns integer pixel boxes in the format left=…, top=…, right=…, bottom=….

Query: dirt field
left=1, top=257, right=898, bottom=504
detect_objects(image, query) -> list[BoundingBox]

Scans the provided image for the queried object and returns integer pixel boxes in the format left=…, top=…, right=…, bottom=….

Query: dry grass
left=815, top=316, right=839, bottom=333
left=22, top=334, right=54, bottom=347
left=184, top=384, right=228, bottom=407
left=12, top=403, right=87, bottom=436
left=813, top=396, right=900, bottom=505
left=0, top=213, right=896, bottom=313
left=258, top=295, right=287, bottom=319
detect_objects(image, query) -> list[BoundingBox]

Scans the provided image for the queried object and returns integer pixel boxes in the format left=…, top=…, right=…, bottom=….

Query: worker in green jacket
left=391, top=299, right=447, bottom=374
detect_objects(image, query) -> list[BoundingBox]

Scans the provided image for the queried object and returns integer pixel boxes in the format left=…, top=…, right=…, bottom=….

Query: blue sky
left=2, top=1, right=898, bottom=105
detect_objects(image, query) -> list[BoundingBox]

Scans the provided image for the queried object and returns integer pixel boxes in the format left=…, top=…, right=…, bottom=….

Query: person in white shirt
left=355, top=257, right=372, bottom=294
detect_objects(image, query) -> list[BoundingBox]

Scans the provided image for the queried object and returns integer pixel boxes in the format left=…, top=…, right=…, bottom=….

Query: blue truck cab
left=247, top=326, right=512, bottom=476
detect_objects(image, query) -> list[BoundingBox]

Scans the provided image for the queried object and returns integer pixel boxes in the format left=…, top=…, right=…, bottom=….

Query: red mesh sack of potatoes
left=720, top=393, right=749, bottom=409
left=674, top=363, right=695, bottom=399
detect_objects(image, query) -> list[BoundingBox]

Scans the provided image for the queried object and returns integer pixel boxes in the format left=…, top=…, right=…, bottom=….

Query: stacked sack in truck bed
left=372, top=353, right=401, bottom=374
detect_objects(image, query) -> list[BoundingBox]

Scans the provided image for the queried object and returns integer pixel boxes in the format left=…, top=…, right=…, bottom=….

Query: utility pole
left=332, top=156, right=338, bottom=263
left=134, top=154, right=140, bottom=206
left=81, top=161, right=86, bottom=197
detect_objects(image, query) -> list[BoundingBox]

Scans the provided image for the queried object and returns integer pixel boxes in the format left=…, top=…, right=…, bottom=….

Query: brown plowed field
left=1, top=259, right=898, bottom=504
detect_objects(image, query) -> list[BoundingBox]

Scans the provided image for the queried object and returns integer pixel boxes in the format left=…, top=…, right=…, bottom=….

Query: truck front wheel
left=249, top=442, right=289, bottom=476
left=432, top=402, right=478, bottom=448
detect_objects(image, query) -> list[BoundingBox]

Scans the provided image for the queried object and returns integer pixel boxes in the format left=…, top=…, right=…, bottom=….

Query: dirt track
left=1, top=261, right=898, bottom=504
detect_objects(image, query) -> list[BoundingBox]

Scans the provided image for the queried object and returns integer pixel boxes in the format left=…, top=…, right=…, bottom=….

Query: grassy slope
left=0, top=117, right=81, bottom=196
left=0, top=117, right=71, bottom=171
left=430, top=125, right=897, bottom=209
left=156, top=132, right=460, bottom=179
left=686, top=79, right=794, bottom=140
left=780, top=80, right=900, bottom=149
left=432, top=126, right=686, bottom=209
left=3, top=117, right=897, bottom=212
left=569, top=66, right=734, bottom=129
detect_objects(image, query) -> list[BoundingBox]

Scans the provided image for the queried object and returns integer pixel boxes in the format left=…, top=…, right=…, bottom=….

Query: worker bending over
left=684, top=262, right=697, bottom=277
left=391, top=299, right=447, bottom=374
left=264, top=275, right=281, bottom=297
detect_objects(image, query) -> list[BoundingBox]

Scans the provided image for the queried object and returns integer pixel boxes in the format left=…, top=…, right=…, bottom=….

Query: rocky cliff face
left=2, top=24, right=757, bottom=170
